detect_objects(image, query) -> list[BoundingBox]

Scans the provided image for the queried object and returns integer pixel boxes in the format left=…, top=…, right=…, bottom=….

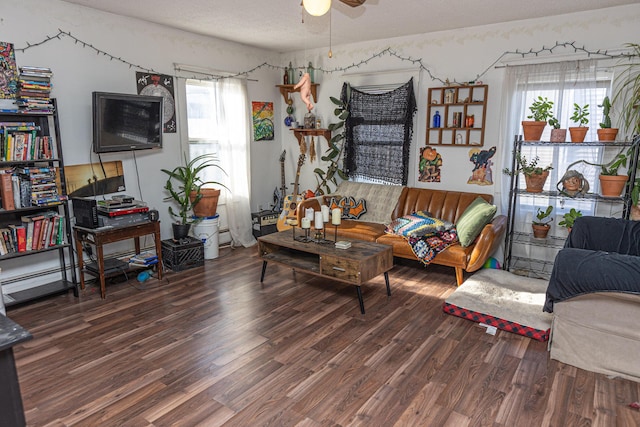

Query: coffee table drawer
left=320, top=255, right=360, bottom=283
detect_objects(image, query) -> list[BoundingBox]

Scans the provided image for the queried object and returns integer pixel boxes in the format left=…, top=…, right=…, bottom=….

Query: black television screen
left=92, top=92, right=163, bottom=153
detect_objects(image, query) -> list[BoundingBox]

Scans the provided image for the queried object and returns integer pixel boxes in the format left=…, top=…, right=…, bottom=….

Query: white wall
left=0, top=0, right=281, bottom=291
left=276, top=4, right=640, bottom=204
left=0, top=1, right=639, bottom=292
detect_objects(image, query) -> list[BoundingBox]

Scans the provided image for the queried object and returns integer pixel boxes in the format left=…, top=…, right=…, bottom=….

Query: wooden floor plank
left=5, top=245, right=639, bottom=426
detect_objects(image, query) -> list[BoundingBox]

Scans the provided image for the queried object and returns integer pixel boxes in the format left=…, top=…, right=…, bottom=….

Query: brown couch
left=297, top=183, right=507, bottom=285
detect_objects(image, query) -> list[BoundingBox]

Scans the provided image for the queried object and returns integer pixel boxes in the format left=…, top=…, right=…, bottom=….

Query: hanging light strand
left=15, top=32, right=637, bottom=83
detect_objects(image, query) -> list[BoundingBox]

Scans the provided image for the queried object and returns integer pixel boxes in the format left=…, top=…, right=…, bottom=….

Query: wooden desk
left=73, top=221, right=163, bottom=299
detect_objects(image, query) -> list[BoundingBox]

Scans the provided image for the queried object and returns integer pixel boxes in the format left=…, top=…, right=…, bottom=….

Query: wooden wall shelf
left=276, top=84, right=319, bottom=104
left=426, top=84, right=488, bottom=146
left=290, top=128, right=332, bottom=147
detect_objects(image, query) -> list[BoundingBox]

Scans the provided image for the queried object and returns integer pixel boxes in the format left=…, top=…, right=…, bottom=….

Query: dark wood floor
left=7, top=245, right=640, bottom=426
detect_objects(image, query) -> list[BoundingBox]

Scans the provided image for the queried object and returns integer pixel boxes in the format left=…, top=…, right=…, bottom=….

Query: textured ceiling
left=59, top=0, right=637, bottom=53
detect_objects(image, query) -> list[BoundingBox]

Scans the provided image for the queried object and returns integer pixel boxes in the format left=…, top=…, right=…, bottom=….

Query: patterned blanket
left=385, top=211, right=459, bottom=265
left=407, top=229, right=459, bottom=265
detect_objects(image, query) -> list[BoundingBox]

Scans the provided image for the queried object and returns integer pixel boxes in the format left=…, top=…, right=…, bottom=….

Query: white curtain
left=214, top=78, right=256, bottom=247
left=496, top=59, right=614, bottom=267
left=497, top=59, right=613, bottom=215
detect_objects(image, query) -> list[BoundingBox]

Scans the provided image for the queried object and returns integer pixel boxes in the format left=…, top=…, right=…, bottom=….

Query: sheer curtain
left=187, top=77, right=255, bottom=248
left=214, top=78, right=256, bottom=247
left=498, top=60, right=612, bottom=214
left=496, top=59, right=613, bottom=267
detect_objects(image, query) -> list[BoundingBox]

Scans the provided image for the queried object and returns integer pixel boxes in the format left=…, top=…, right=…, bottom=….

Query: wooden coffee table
left=258, top=231, right=393, bottom=314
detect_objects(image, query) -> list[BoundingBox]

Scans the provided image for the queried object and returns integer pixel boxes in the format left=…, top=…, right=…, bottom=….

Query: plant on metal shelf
left=503, top=153, right=553, bottom=193
left=532, top=205, right=553, bottom=238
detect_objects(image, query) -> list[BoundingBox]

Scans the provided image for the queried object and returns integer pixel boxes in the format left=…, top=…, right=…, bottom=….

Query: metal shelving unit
left=504, top=135, right=640, bottom=279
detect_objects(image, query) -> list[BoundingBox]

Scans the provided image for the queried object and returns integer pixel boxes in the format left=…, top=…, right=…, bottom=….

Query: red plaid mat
left=443, top=301, right=550, bottom=342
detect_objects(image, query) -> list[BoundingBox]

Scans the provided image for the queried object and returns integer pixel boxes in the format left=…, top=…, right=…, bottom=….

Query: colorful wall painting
left=418, top=146, right=442, bottom=182
left=467, top=146, right=496, bottom=185
left=252, top=101, right=274, bottom=141
left=0, top=42, right=18, bottom=99
left=136, top=72, right=176, bottom=133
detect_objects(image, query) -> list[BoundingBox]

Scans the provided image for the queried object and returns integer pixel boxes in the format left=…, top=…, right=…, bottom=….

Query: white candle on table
left=314, top=211, right=324, bottom=229
left=331, top=208, right=342, bottom=225
left=305, top=208, right=315, bottom=221
left=301, top=217, right=311, bottom=229
left=321, top=205, right=330, bottom=222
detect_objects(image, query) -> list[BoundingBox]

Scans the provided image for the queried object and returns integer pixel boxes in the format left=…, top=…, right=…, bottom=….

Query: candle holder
left=333, top=224, right=339, bottom=242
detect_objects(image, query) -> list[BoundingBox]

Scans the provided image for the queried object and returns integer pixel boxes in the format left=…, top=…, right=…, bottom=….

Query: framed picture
left=65, top=161, right=125, bottom=197
left=252, top=101, right=274, bottom=141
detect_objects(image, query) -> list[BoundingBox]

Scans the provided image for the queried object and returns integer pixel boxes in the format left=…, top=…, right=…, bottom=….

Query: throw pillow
left=329, top=196, right=367, bottom=219
left=386, top=211, right=454, bottom=238
left=456, top=197, right=497, bottom=247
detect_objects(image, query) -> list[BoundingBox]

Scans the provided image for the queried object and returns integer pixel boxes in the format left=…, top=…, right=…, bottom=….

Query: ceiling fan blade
left=339, top=0, right=366, bottom=7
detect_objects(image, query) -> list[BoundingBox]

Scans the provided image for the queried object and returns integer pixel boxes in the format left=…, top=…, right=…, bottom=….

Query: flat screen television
left=92, top=91, right=163, bottom=153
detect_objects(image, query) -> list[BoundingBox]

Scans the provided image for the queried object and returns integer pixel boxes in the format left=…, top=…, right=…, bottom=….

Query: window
left=184, top=77, right=255, bottom=247
left=500, top=59, right=621, bottom=265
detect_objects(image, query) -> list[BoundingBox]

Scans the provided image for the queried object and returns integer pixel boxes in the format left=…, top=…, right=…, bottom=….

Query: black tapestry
left=342, top=78, right=416, bottom=185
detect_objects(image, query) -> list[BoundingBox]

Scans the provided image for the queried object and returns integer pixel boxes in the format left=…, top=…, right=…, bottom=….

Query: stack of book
left=128, top=251, right=158, bottom=267
left=16, top=66, right=54, bottom=113
left=0, top=211, right=65, bottom=255
left=17, top=166, right=67, bottom=207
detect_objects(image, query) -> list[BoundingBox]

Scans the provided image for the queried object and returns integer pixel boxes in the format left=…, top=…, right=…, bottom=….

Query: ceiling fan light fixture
left=303, top=0, right=332, bottom=16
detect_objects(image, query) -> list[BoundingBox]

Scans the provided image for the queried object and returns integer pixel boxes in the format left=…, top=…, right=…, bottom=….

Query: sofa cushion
left=334, top=219, right=386, bottom=242
left=329, top=196, right=367, bottom=219
left=456, top=196, right=497, bottom=247
left=385, top=211, right=454, bottom=238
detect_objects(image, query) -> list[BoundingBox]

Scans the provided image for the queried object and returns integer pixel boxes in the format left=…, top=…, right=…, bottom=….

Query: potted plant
left=522, top=96, right=554, bottom=141
left=613, top=43, right=640, bottom=140
left=569, top=103, right=589, bottom=143
left=599, top=151, right=629, bottom=197
left=597, top=96, right=619, bottom=142
left=503, top=153, right=553, bottom=193
left=162, top=153, right=227, bottom=239
left=314, top=92, right=350, bottom=195
left=548, top=115, right=566, bottom=142
left=532, top=205, right=553, bottom=238
left=558, top=208, right=582, bottom=233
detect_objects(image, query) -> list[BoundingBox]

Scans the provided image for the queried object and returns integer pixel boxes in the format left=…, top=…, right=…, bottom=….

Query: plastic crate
left=161, top=237, right=204, bottom=272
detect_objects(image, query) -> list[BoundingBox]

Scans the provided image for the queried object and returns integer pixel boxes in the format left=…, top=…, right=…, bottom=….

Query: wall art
left=252, top=101, right=274, bottom=141
left=136, top=72, right=176, bottom=133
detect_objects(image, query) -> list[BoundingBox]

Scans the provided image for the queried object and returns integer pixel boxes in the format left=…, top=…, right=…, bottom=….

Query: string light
left=15, top=32, right=638, bottom=83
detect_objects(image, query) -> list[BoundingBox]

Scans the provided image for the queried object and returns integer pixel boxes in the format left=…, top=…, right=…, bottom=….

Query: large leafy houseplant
left=162, top=153, right=227, bottom=227
left=613, top=43, right=640, bottom=139
left=313, top=90, right=350, bottom=195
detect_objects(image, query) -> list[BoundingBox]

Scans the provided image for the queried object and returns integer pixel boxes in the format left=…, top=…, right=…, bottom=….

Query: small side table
left=74, top=221, right=163, bottom=299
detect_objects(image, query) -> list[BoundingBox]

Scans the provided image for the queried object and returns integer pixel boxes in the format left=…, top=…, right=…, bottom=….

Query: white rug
left=443, top=269, right=553, bottom=341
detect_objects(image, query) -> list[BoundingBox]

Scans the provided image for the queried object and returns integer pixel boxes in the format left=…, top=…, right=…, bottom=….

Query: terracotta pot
left=521, top=121, right=546, bottom=141
left=597, top=128, right=619, bottom=142
left=550, top=128, right=567, bottom=142
left=190, top=188, right=221, bottom=218
left=524, top=171, right=549, bottom=193
left=569, top=127, right=588, bottom=143
left=532, top=224, right=550, bottom=239
left=631, top=205, right=640, bottom=221
left=599, top=174, right=628, bottom=197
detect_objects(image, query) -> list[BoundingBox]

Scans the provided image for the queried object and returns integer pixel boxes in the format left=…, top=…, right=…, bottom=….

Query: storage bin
left=161, top=237, right=204, bottom=272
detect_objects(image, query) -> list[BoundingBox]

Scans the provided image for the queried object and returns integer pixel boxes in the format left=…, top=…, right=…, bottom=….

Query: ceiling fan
left=302, top=0, right=367, bottom=16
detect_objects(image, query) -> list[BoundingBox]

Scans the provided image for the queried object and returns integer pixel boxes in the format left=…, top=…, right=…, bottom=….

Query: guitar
left=272, top=150, right=286, bottom=212
left=277, top=153, right=305, bottom=231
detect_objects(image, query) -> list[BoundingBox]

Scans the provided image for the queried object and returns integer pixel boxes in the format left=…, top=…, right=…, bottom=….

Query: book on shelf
left=11, top=175, right=21, bottom=208
left=9, top=224, right=27, bottom=252
left=0, top=172, right=15, bottom=210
